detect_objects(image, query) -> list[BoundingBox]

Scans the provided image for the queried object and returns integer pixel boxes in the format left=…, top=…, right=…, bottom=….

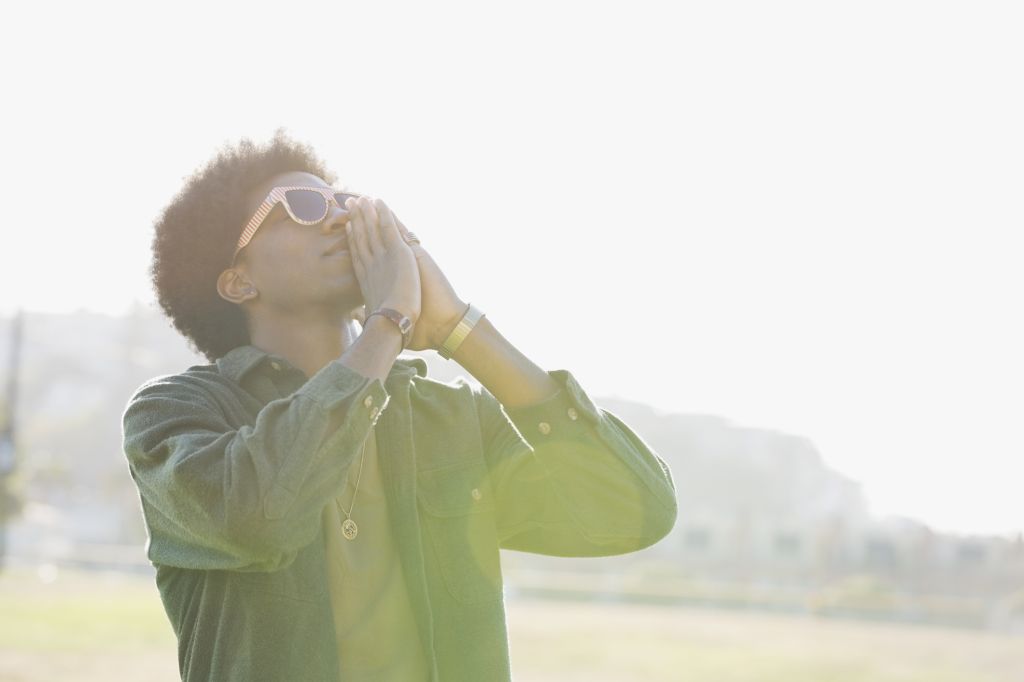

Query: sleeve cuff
left=502, top=368, right=677, bottom=516
left=502, top=369, right=602, bottom=440
left=298, top=359, right=391, bottom=417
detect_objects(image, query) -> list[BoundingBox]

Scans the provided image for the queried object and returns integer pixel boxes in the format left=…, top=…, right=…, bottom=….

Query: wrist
left=436, top=302, right=485, bottom=360
left=431, top=300, right=470, bottom=350
left=378, top=300, right=419, bottom=325
left=365, top=307, right=415, bottom=351
left=362, top=314, right=405, bottom=354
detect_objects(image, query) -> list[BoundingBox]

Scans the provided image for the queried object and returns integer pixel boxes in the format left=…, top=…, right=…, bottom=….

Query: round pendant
left=341, top=518, right=358, bottom=540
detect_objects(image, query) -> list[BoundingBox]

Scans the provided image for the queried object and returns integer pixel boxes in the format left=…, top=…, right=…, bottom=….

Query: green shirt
left=121, top=344, right=678, bottom=681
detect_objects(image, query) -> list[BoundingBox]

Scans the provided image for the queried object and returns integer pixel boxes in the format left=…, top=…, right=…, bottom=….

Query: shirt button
left=369, top=406, right=380, bottom=421
left=363, top=395, right=374, bottom=408
left=567, top=408, right=578, bottom=421
left=471, top=488, right=482, bottom=501
left=538, top=421, right=551, bottom=435
left=269, top=361, right=282, bottom=371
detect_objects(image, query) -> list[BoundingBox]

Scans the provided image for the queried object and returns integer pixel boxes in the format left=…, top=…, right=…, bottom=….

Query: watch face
left=399, top=317, right=413, bottom=333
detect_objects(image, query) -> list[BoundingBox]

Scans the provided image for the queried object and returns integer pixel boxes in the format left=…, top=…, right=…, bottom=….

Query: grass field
left=1, top=564, right=1022, bottom=681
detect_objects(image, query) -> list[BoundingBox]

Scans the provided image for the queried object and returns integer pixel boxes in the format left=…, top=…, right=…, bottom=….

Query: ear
left=217, top=267, right=259, bottom=305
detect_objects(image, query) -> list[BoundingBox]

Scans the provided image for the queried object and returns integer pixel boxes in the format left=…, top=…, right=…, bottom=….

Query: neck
left=248, top=306, right=362, bottom=380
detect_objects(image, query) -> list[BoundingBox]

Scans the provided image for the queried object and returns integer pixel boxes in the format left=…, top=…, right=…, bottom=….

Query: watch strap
left=366, top=307, right=413, bottom=350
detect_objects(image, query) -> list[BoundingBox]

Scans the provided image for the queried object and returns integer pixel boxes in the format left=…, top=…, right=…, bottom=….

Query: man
left=122, top=131, right=678, bottom=681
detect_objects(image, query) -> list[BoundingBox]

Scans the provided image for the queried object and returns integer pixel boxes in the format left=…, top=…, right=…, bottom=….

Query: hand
left=345, top=196, right=421, bottom=331
left=389, top=213, right=470, bottom=352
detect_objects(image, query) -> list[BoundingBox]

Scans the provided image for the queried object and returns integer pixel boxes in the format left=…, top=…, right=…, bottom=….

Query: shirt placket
left=376, top=371, right=440, bottom=681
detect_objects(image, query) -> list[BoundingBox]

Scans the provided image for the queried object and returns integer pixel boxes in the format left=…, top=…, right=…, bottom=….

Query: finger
left=358, top=195, right=384, bottom=257
left=349, top=197, right=370, bottom=259
left=345, top=221, right=365, bottom=283
left=346, top=201, right=365, bottom=256
left=394, top=215, right=415, bottom=244
left=346, top=206, right=369, bottom=277
left=374, top=198, right=403, bottom=248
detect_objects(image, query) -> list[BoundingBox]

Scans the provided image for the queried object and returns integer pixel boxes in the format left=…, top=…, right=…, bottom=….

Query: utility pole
left=0, top=309, right=24, bottom=573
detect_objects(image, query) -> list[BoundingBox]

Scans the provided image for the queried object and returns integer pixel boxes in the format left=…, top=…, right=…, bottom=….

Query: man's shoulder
left=128, top=352, right=483, bottom=408
left=127, top=361, right=229, bottom=406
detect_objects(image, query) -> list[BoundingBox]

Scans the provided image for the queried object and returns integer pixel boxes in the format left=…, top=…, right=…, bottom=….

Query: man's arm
left=450, top=315, right=678, bottom=555
left=449, top=315, right=561, bottom=409
left=122, top=326, right=401, bottom=572
left=387, top=211, right=676, bottom=553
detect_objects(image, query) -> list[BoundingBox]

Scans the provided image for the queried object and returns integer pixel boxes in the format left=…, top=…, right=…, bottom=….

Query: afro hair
left=150, top=129, right=336, bottom=362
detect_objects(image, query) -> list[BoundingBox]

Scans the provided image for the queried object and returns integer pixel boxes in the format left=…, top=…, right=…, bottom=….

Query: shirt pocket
left=417, top=458, right=503, bottom=606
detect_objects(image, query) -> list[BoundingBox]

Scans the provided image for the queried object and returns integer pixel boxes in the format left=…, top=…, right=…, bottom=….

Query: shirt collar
left=216, top=344, right=427, bottom=384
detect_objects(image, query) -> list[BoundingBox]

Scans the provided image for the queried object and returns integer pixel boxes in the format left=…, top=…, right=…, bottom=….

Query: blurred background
left=1, top=1, right=1022, bottom=680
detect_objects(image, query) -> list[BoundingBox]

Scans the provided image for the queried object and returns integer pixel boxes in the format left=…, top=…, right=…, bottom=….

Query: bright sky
left=1, top=1, right=1021, bottom=536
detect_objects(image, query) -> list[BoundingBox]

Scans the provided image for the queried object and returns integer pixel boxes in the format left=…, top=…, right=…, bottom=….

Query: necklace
left=339, top=432, right=370, bottom=540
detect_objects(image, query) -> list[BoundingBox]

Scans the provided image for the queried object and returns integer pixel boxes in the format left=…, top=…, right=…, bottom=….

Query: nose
left=320, top=204, right=351, bottom=235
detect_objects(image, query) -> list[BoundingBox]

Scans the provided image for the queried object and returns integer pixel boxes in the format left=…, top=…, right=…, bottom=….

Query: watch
left=366, top=307, right=414, bottom=350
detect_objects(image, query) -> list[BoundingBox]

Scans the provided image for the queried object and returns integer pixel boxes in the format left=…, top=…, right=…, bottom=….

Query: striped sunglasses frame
left=232, top=186, right=360, bottom=264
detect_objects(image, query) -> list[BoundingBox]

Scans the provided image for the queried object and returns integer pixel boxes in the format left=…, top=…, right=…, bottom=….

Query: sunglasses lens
left=334, top=192, right=358, bottom=209
left=284, top=189, right=329, bottom=223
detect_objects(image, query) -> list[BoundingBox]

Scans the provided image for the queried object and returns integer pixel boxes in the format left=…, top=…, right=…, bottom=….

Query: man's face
left=231, top=170, right=361, bottom=314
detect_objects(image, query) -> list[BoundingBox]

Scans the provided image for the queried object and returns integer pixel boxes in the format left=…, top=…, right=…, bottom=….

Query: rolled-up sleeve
left=474, top=368, right=677, bottom=556
left=122, top=360, right=389, bottom=572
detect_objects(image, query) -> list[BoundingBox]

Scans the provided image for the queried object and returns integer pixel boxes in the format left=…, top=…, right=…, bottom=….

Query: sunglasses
left=233, top=186, right=361, bottom=263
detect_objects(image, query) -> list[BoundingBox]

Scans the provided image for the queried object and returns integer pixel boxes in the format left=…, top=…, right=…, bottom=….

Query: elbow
left=220, top=489, right=312, bottom=570
left=589, top=494, right=679, bottom=555
left=639, top=494, right=677, bottom=550
left=222, top=515, right=303, bottom=571
left=643, top=458, right=678, bottom=547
